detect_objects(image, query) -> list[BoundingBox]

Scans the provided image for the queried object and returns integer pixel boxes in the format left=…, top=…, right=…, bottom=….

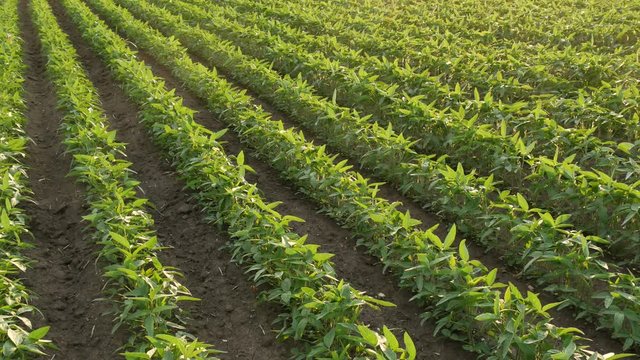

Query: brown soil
left=158, top=12, right=629, bottom=357
left=67, top=2, right=475, bottom=357
left=132, top=55, right=470, bottom=358
left=19, top=0, right=628, bottom=357
left=85, top=0, right=632, bottom=354
left=46, top=0, right=292, bottom=358
left=18, top=0, right=126, bottom=358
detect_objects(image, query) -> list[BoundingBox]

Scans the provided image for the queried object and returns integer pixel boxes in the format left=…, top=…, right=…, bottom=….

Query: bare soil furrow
left=136, top=49, right=468, bottom=359
left=147, top=10, right=625, bottom=354
left=19, top=0, right=124, bottom=358
left=66, top=1, right=478, bottom=357
left=48, top=0, right=292, bottom=357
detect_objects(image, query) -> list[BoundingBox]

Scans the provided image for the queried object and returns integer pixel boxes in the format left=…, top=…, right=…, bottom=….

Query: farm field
left=0, top=0, right=638, bottom=358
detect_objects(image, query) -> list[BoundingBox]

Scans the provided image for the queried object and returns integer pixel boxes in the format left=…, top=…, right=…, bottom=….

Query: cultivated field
left=1, top=0, right=639, bottom=358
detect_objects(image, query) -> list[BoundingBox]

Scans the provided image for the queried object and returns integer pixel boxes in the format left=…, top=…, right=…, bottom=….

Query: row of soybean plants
left=246, top=0, right=640, bottom=102
left=57, top=0, right=416, bottom=358
left=365, top=0, right=640, bottom=56
left=246, top=0, right=638, bottom=55
left=129, top=0, right=640, bottom=347
left=230, top=0, right=637, bottom=96
left=178, top=0, right=637, bottom=185
left=0, top=0, right=52, bottom=356
left=210, top=0, right=640, bottom=152
left=189, top=0, right=639, bottom=178
left=353, top=0, right=640, bottom=127
left=101, top=0, right=640, bottom=351
left=271, top=0, right=639, bottom=71
left=74, top=0, right=632, bottom=357
left=216, top=0, right=640, bottom=145
left=30, top=0, right=221, bottom=358
left=153, top=0, right=640, bottom=259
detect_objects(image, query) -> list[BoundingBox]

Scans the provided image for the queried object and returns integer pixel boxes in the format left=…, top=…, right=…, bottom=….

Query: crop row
left=204, top=0, right=640, bottom=199
left=0, top=0, right=52, bottom=356
left=272, top=0, right=639, bottom=68
left=127, top=0, right=640, bottom=349
left=30, top=0, right=223, bottom=357
left=58, top=0, right=418, bottom=358
left=216, top=0, right=640, bottom=146
left=243, top=0, right=640, bottom=93
left=308, top=0, right=640, bottom=56
left=158, top=0, right=640, bottom=261
left=212, top=0, right=640, bottom=146
left=83, top=0, right=636, bottom=356
left=179, top=0, right=637, bottom=184
left=323, top=0, right=640, bottom=118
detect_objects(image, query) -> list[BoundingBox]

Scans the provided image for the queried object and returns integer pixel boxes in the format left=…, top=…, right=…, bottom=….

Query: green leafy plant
left=81, top=0, right=634, bottom=357
left=59, top=0, right=414, bottom=358
left=169, top=0, right=640, bottom=261
left=30, top=0, right=220, bottom=357
left=112, top=0, right=640, bottom=350
left=217, top=0, right=640, bottom=146
left=0, top=0, right=53, bottom=357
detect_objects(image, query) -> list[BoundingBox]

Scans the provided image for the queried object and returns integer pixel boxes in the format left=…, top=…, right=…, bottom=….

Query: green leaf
left=365, top=296, right=396, bottom=308
left=28, top=326, right=50, bottom=340
left=122, top=352, right=150, bottom=359
left=358, top=325, right=378, bottom=346
left=211, top=128, right=228, bottom=140
left=7, top=328, right=22, bottom=346
left=617, top=142, right=634, bottom=154
left=144, top=316, right=155, bottom=336
left=236, top=151, right=244, bottom=166
left=155, top=334, right=187, bottom=353
left=613, top=312, right=625, bottom=331
left=383, top=348, right=398, bottom=360
left=281, top=215, right=305, bottom=224
left=475, top=313, right=499, bottom=322
left=443, top=224, right=456, bottom=250
left=542, top=301, right=564, bottom=312
left=133, top=237, right=158, bottom=256
left=516, top=193, right=529, bottom=212
left=323, top=328, right=335, bottom=348
left=540, top=212, right=555, bottom=226
left=426, top=231, right=443, bottom=250
left=313, top=253, right=334, bottom=262
left=557, top=327, right=584, bottom=336
left=370, top=213, right=385, bottom=223
left=383, top=326, right=399, bottom=351
left=527, top=291, right=542, bottom=311
left=402, top=210, right=421, bottom=228
left=404, top=332, right=416, bottom=360
left=458, top=240, right=469, bottom=262
left=485, top=268, right=497, bottom=286
left=3, top=341, right=16, bottom=356
left=606, top=353, right=637, bottom=359
left=1, top=210, right=10, bottom=229
left=110, top=232, right=130, bottom=249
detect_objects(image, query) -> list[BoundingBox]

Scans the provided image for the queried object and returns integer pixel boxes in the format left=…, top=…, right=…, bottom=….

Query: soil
left=82, top=0, right=633, bottom=355
left=130, top=57, right=470, bottom=358
left=16, top=0, right=630, bottom=358
left=18, top=0, right=127, bottom=358
left=48, top=0, right=475, bottom=357
left=65, top=1, right=476, bottom=357
left=46, top=0, right=292, bottom=358
left=152, top=11, right=629, bottom=357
